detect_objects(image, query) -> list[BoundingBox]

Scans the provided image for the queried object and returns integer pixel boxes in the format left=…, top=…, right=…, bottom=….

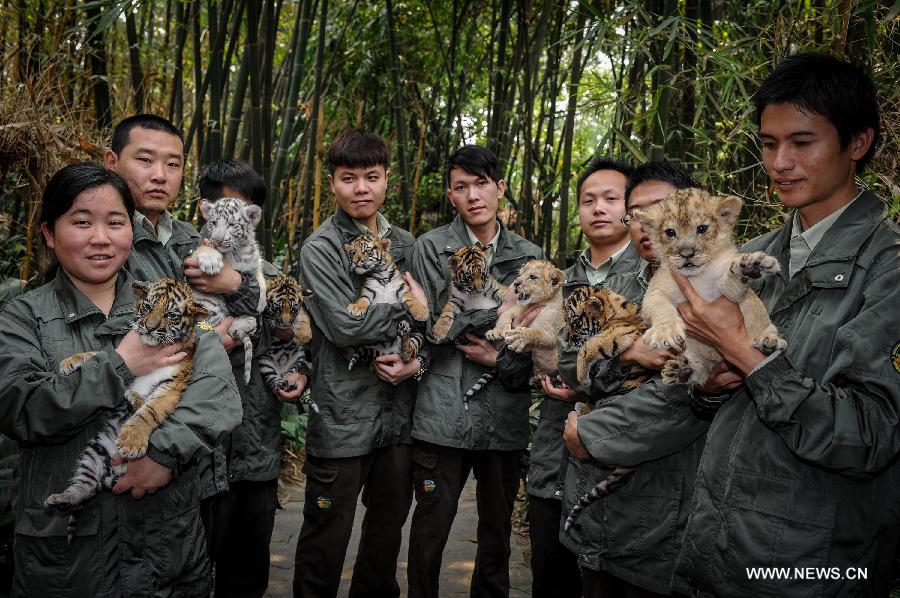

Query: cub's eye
left=696, top=224, right=709, bottom=235
left=529, top=274, right=538, bottom=280
left=664, top=229, right=677, bottom=238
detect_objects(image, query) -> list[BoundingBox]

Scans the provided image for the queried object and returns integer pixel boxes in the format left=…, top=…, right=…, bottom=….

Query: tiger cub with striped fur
left=431, top=245, right=507, bottom=342
left=343, top=234, right=427, bottom=370
left=258, top=274, right=319, bottom=413
left=44, top=279, right=207, bottom=540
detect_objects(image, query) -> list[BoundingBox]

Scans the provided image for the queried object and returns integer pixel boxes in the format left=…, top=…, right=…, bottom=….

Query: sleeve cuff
left=108, top=350, right=136, bottom=387
left=748, top=349, right=783, bottom=376
left=146, top=444, right=178, bottom=469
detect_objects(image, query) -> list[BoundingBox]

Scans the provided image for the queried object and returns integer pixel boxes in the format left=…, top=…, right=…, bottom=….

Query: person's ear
left=40, top=222, right=55, bottom=250
left=496, top=179, right=507, bottom=198
left=104, top=149, right=119, bottom=170
left=327, top=174, right=335, bottom=193
left=849, top=128, right=875, bottom=162
left=446, top=190, right=457, bottom=211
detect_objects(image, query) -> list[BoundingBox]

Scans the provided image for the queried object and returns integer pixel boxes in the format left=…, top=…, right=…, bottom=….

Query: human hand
left=111, top=455, right=173, bottom=499
left=620, top=338, right=679, bottom=370
left=403, top=272, right=429, bottom=312
left=214, top=316, right=239, bottom=351
left=115, top=330, right=186, bottom=378
left=183, top=256, right=242, bottom=294
left=512, top=304, right=542, bottom=328
left=563, top=411, right=590, bottom=460
left=497, top=286, right=518, bottom=316
left=276, top=372, right=308, bottom=400
left=540, top=375, right=582, bottom=403
left=696, top=361, right=744, bottom=394
left=455, top=334, right=498, bottom=367
left=373, top=353, right=421, bottom=385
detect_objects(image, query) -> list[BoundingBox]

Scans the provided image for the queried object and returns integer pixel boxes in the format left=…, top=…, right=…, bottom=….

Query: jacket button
left=834, top=274, right=844, bottom=281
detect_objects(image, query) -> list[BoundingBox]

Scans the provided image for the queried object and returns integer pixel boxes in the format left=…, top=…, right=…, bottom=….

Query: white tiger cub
left=191, top=197, right=267, bottom=383
left=343, top=234, right=429, bottom=370
left=632, top=188, right=786, bottom=386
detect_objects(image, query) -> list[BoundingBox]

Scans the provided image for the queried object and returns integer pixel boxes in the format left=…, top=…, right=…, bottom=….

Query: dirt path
left=266, top=476, right=532, bottom=597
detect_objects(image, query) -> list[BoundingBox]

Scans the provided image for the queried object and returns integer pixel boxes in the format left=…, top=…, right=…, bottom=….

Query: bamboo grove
left=0, top=0, right=897, bottom=285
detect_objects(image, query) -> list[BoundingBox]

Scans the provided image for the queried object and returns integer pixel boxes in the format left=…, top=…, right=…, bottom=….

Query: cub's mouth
left=517, top=291, right=531, bottom=302
left=674, top=258, right=704, bottom=274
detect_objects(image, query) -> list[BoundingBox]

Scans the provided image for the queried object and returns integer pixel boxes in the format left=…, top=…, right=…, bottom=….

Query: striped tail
left=463, top=370, right=495, bottom=411
left=564, top=467, right=636, bottom=531
left=347, top=350, right=361, bottom=371
left=301, top=396, right=320, bottom=414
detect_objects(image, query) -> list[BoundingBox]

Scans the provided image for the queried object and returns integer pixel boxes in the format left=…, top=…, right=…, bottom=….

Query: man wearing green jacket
left=294, top=129, right=427, bottom=597
left=559, top=160, right=707, bottom=598
left=406, top=145, right=543, bottom=598
left=527, top=157, right=640, bottom=598
left=570, top=53, right=900, bottom=597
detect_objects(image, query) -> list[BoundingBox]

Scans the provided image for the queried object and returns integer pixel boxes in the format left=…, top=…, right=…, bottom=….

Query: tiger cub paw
left=44, top=491, right=77, bottom=512
left=431, top=318, right=451, bottom=342
left=406, top=297, right=430, bottom=322
left=752, top=334, right=786, bottom=355
left=124, top=389, right=145, bottom=410
left=194, top=245, right=224, bottom=275
left=347, top=299, right=370, bottom=317
left=643, top=324, right=686, bottom=351
left=59, top=352, right=98, bottom=376
left=116, top=423, right=150, bottom=459
left=661, top=354, right=692, bottom=385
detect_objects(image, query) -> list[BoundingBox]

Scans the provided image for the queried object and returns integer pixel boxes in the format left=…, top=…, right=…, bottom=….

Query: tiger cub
left=44, top=279, right=208, bottom=541
left=343, top=234, right=427, bottom=370
left=191, top=197, right=267, bottom=383
left=432, top=245, right=507, bottom=342
left=258, top=274, right=319, bottom=413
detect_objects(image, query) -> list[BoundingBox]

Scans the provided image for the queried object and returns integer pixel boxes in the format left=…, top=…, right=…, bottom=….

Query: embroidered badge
left=422, top=479, right=437, bottom=494
left=316, top=496, right=333, bottom=510
left=892, top=342, right=900, bottom=375
left=197, top=320, right=216, bottom=332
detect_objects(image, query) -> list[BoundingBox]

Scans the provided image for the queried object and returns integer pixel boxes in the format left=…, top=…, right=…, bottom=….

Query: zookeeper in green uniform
left=406, top=145, right=543, bottom=598
left=293, top=128, right=428, bottom=598
left=0, top=163, right=241, bottom=597
left=526, top=157, right=641, bottom=598
left=567, top=52, right=900, bottom=598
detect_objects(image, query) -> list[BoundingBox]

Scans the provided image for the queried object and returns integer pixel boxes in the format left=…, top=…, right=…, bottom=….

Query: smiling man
left=294, top=128, right=426, bottom=598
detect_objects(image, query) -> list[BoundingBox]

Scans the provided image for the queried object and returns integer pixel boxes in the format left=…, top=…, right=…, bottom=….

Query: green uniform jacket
left=298, top=209, right=418, bottom=459
left=526, top=244, right=641, bottom=500
left=126, top=211, right=261, bottom=497
left=410, top=215, right=543, bottom=451
left=672, top=191, right=900, bottom=597
left=0, top=270, right=242, bottom=597
left=223, top=260, right=284, bottom=484
left=557, top=261, right=709, bottom=594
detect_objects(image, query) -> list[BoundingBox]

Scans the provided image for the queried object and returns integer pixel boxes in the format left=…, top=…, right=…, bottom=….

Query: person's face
left=627, top=180, right=678, bottom=262
left=759, top=102, right=871, bottom=212
left=577, top=169, right=629, bottom=247
left=40, top=185, right=133, bottom=288
left=328, top=165, right=388, bottom=221
left=104, top=127, right=184, bottom=218
left=446, top=168, right=504, bottom=228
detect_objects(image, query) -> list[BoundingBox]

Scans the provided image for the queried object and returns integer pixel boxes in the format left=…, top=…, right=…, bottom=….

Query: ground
left=266, top=475, right=533, bottom=597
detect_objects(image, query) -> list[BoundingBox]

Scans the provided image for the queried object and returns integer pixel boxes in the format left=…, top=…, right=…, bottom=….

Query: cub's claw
left=737, top=252, right=780, bottom=281
left=643, top=325, right=686, bottom=351
left=661, top=354, right=692, bottom=385
left=752, top=334, right=786, bottom=355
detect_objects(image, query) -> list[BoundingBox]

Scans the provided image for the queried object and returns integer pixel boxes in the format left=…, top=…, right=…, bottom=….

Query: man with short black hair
left=294, top=128, right=426, bottom=598
left=406, top=145, right=543, bottom=598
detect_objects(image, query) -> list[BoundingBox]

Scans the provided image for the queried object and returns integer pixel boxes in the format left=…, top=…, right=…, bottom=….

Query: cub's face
left=344, top=235, right=392, bottom=275
left=631, top=188, right=742, bottom=276
left=200, top=197, right=262, bottom=251
left=132, top=278, right=208, bottom=346
left=264, top=275, right=313, bottom=332
left=512, top=260, right=564, bottom=304
left=448, top=245, right=490, bottom=293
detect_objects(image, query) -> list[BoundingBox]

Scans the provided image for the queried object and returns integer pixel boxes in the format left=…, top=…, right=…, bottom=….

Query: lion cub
left=631, top=188, right=785, bottom=385
left=486, top=259, right=566, bottom=383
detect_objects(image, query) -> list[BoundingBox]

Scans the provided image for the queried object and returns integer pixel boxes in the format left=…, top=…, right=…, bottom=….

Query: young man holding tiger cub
left=567, top=53, right=900, bottom=598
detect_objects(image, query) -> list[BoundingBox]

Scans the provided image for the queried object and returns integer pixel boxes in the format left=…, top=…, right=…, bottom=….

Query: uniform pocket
left=302, top=455, right=339, bottom=484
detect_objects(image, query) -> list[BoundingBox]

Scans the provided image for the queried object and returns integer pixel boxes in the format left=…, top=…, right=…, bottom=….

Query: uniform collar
left=133, top=210, right=175, bottom=245
left=352, top=211, right=393, bottom=238
left=790, top=189, right=862, bottom=254
left=445, top=215, right=522, bottom=265
left=464, top=221, right=501, bottom=252
left=52, top=269, right=136, bottom=324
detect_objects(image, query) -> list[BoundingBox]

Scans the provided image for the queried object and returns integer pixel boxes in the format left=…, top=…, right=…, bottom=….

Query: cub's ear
left=199, top=199, right=213, bottom=221
left=300, top=289, right=315, bottom=301
left=448, top=255, right=461, bottom=270
left=717, top=195, right=743, bottom=226
left=378, top=237, right=392, bottom=252
left=190, top=302, right=210, bottom=320
left=244, top=204, right=263, bottom=228
left=550, top=267, right=564, bottom=288
left=132, top=282, right=150, bottom=300
left=343, top=242, right=354, bottom=254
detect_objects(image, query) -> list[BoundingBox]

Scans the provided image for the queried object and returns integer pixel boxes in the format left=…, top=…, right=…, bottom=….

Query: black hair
left=753, top=52, right=880, bottom=172
left=575, top=157, right=633, bottom=200
left=39, top=163, right=135, bottom=283
left=625, top=160, right=701, bottom=209
left=198, top=159, right=267, bottom=206
left=445, top=145, right=502, bottom=189
left=326, top=128, right=390, bottom=175
left=110, top=114, right=184, bottom=155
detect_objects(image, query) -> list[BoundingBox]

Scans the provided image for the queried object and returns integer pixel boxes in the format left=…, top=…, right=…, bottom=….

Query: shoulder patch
left=892, top=341, right=900, bottom=375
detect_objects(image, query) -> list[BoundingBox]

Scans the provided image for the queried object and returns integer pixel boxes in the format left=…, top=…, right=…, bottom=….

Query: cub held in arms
left=431, top=244, right=507, bottom=343
left=191, top=197, right=267, bottom=383
left=258, top=274, right=319, bottom=413
left=44, top=278, right=208, bottom=540
left=486, top=259, right=566, bottom=385
left=343, top=234, right=428, bottom=370
left=632, top=188, right=785, bottom=385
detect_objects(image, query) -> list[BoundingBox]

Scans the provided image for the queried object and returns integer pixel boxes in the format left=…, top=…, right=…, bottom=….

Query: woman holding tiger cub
left=0, top=163, right=241, bottom=597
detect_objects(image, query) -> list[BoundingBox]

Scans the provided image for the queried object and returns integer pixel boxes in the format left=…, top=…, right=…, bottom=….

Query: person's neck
left=67, top=273, right=118, bottom=316
left=588, top=237, right=629, bottom=268
left=357, top=213, right=379, bottom=235
left=468, top=219, right=498, bottom=246
left=797, top=180, right=858, bottom=231
left=142, top=210, right=161, bottom=230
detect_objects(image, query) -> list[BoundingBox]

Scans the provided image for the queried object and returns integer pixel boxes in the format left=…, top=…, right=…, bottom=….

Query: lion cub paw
left=116, top=423, right=150, bottom=459
left=59, top=352, right=98, bottom=376
left=504, top=328, right=530, bottom=353
left=484, top=327, right=506, bottom=341
left=661, top=354, right=693, bottom=385
left=347, top=299, right=370, bottom=317
left=752, top=334, right=786, bottom=355
left=738, top=252, right=780, bottom=281
left=643, top=324, right=686, bottom=350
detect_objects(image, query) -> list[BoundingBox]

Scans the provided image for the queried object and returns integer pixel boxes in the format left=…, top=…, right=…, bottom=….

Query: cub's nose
left=677, top=244, right=696, bottom=259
